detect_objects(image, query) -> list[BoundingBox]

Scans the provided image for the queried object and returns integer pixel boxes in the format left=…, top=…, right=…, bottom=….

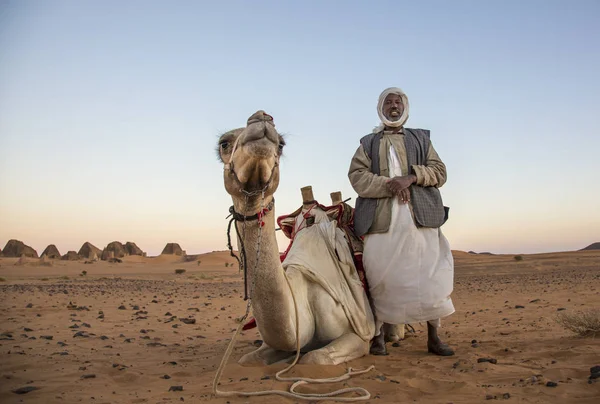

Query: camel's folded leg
left=238, top=343, right=296, bottom=366
left=299, top=333, right=369, bottom=365
left=383, top=323, right=405, bottom=343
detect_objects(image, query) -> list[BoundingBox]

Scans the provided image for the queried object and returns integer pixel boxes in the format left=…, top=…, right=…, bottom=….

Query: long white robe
left=363, top=146, right=455, bottom=328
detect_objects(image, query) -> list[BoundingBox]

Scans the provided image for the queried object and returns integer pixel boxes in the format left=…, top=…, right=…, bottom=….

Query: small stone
left=132, top=305, right=139, bottom=310
left=26, top=303, right=33, bottom=308
left=515, top=305, right=525, bottom=309
left=502, top=393, right=511, bottom=399
left=168, top=386, right=183, bottom=392
left=40, top=335, right=53, bottom=340
left=529, top=299, right=540, bottom=303
left=546, top=381, right=558, bottom=387
left=590, top=365, right=600, bottom=374
left=81, top=374, right=96, bottom=379
left=180, top=318, right=196, bottom=325
left=240, top=377, right=248, bottom=381
left=24, top=328, right=33, bottom=332
left=485, top=395, right=495, bottom=400
left=261, top=375, right=270, bottom=380
left=391, top=342, right=400, bottom=347
left=477, top=358, right=498, bottom=364
left=118, top=305, right=126, bottom=310
left=12, top=386, right=40, bottom=394
left=161, top=375, right=171, bottom=379
left=556, top=308, right=566, bottom=311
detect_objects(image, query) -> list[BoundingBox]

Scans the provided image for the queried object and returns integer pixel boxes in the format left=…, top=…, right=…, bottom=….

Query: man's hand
left=387, top=175, right=417, bottom=195
left=399, top=188, right=410, bottom=204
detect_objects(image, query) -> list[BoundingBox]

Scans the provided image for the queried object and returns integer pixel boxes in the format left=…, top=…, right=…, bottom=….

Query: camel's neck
left=233, top=201, right=296, bottom=348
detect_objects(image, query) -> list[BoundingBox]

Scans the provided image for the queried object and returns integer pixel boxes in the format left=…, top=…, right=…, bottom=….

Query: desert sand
left=1, top=249, right=599, bottom=403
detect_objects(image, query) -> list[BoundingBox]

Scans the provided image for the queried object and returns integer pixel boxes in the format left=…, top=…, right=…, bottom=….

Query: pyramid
left=78, top=242, right=102, bottom=259
left=125, top=242, right=144, bottom=256
left=101, top=241, right=128, bottom=260
left=161, top=243, right=183, bottom=256
left=61, top=251, right=80, bottom=261
left=41, top=244, right=61, bottom=259
left=2, top=239, right=38, bottom=258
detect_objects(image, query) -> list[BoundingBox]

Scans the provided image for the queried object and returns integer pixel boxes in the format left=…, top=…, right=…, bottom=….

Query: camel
left=217, top=110, right=375, bottom=365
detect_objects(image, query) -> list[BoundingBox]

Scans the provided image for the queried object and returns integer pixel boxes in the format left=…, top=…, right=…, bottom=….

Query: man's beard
left=386, top=109, right=402, bottom=121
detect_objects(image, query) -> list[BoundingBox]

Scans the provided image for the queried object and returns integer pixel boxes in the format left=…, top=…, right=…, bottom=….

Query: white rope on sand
left=212, top=269, right=375, bottom=401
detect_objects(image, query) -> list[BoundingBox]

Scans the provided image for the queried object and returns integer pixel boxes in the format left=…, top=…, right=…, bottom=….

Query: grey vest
left=354, top=128, right=448, bottom=236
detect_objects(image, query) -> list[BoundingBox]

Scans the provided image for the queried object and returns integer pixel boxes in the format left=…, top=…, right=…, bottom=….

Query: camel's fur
left=217, top=111, right=370, bottom=365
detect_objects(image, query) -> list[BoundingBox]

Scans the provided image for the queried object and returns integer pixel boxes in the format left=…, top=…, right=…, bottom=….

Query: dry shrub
left=175, top=269, right=186, bottom=275
left=0, top=277, right=6, bottom=282
left=556, top=309, right=600, bottom=337
left=514, top=255, right=524, bottom=261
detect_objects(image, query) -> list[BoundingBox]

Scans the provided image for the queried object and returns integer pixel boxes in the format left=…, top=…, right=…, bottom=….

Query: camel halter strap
left=226, top=198, right=274, bottom=300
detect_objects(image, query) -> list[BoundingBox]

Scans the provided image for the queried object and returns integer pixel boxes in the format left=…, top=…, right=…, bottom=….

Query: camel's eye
left=219, top=140, right=230, bottom=151
left=278, top=139, right=286, bottom=153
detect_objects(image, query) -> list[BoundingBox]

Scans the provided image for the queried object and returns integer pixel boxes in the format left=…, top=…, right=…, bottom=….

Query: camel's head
left=218, top=110, right=285, bottom=213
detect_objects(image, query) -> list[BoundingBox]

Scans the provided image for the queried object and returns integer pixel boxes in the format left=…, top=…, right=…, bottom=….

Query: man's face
left=382, top=93, right=404, bottom=121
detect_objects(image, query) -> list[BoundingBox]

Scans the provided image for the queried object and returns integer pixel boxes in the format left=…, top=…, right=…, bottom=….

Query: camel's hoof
left=238, top=351, right=267, bottom=366
left=427, top=342, right=455, bottom=356
left=299, top=351, right=335, bottom=365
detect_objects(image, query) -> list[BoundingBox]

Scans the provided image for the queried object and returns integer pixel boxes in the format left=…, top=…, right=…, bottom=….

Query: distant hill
left=580, top=242, right=600, bottom=251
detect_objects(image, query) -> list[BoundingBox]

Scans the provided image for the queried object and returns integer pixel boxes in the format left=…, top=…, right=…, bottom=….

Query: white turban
left=374, top=87, right=410, bottom=133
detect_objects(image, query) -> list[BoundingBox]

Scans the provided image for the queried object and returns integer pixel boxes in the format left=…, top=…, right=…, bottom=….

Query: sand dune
left=1, top=250, right=599, bottom=403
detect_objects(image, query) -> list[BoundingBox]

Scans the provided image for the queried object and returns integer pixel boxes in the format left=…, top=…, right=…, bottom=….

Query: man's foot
left=427, top=321, right=455, bottom=356
left=370, top=339, right=388, bottom=355
left=370, top=326, right=388, bottom=355
left=427, top=341, right=455, bottom=356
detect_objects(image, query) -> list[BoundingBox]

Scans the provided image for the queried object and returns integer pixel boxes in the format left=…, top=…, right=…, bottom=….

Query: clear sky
left=1, top=0, right=598, bottom=256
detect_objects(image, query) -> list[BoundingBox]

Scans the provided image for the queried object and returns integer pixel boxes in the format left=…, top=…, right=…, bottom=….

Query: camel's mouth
left=229, top=151, right=277, bottom=193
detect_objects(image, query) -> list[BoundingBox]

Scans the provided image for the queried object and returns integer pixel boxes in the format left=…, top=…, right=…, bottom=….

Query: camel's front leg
left=299, top=333, right=369, bottom=365
left=238, top=343, right=295, bottom=366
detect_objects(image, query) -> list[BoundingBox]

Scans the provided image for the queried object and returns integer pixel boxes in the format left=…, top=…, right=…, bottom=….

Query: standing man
left=348, top=87, right=455, bottom=356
